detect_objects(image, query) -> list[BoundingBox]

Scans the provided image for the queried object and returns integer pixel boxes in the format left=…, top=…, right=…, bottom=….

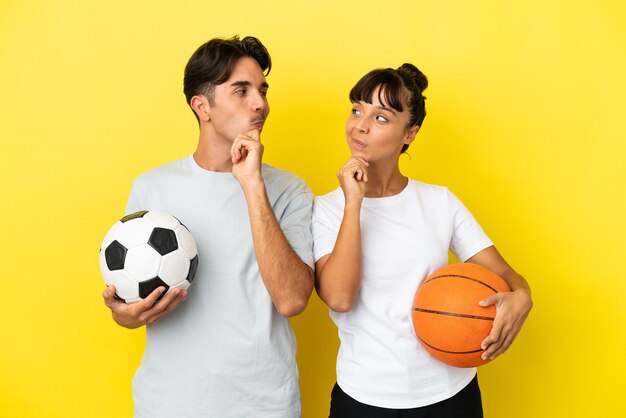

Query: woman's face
left=345, top=86, right=416, bottom=163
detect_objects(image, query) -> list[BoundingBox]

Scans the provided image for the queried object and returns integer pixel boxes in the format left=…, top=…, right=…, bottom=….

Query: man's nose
left=251, top=91, right=267, bottom=112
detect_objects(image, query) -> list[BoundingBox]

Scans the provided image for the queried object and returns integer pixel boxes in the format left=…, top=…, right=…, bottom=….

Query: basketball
left=411, top=263, right=510, bottom=367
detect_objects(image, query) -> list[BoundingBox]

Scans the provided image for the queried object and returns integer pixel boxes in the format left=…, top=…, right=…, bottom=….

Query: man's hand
left=102, top=285, right=187, bottom=329
left=231, top=129, right=264, bottom=185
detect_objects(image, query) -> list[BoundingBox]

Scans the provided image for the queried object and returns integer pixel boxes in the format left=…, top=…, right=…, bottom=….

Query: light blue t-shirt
left=126, top=155, right=313, bottom=418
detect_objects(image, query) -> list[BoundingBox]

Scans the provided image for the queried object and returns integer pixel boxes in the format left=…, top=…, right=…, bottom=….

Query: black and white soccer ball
left=99, top=210, right=198, bottom=303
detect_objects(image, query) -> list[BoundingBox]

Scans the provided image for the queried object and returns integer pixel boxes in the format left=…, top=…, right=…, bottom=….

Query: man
left=102, top=36, right=314, bottom=417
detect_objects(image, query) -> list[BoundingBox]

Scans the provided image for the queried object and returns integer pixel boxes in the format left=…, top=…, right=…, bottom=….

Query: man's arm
left=102, top=180, right=187, bottom=328
left=231, top=130, right=313, bottom=317
left=242, top=183, right=314, bottom=317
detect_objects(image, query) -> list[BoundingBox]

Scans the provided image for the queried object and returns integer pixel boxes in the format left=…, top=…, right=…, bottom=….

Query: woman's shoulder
left=408, top=179, right=471, bottom=214
left=313, top=187, right=344, bottom=214
left=315, top=186, right=343, bottom=202
left=407, top=178, right=452, bottom=197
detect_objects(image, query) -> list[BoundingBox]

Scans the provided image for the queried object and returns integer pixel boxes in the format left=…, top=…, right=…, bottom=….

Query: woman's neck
left=363, top=161, right=408, bottom=198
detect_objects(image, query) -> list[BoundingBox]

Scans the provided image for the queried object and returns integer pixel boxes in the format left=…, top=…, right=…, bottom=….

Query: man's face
left=207, top=56, right=270, bottom=143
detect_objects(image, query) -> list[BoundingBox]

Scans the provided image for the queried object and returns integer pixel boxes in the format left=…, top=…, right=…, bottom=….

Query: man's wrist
left=238, top=174, right=264, bottom=189
left=239, top=176, right=267, bottom=200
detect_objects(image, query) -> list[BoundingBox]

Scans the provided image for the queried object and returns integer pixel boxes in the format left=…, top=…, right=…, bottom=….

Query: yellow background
left=1, top=0, right=624, bottom=416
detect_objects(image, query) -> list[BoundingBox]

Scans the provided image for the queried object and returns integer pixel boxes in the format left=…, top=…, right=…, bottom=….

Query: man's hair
left=183, top=35, right=271, bottom=118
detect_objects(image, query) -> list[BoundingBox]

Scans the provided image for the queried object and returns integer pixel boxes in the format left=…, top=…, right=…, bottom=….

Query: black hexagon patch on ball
left=105, top=240, right=127, bottom=271
left=148, top=227, right=178, bottom=255
left=139, top=277, right=170, bottom=300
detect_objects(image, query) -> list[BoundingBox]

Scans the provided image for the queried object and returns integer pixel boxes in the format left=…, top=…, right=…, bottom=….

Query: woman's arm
left=466, top=246, right=533, bottom=360
left=315, top=157, right=369, bottom=312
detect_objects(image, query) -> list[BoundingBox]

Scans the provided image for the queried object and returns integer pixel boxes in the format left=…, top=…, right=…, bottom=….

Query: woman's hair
left=183, top=35, right=271, bottom=118
left=349, top=64, right=428, bottom=153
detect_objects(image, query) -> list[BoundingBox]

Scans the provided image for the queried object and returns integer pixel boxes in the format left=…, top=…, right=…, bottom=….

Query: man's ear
left=190, top=95, right=211, bottom=122
left=404, top=125, right=420, bottom=145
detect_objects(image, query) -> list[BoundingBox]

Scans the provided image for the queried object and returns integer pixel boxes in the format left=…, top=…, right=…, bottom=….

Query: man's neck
left=193, top=128, right=233, bottom=172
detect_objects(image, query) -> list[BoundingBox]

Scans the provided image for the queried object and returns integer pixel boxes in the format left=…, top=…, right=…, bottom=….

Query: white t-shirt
left=126, top=155, right=313, bottom=418
left=312, top=179, right=493, bottom=409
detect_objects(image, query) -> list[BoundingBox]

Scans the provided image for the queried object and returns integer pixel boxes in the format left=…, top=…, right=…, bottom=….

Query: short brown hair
left=183, top=36, right=271, bottom=116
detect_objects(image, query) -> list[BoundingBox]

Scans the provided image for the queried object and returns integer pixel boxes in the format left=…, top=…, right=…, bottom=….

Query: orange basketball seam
left=424, top=274, right=500, bottom=293
left=416, top=335, right=483, bottom=355
left=412, top=307, right=495, bottom=321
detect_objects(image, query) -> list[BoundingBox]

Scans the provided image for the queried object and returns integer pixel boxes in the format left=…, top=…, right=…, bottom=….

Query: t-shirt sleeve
left=278, top=187, right=315, bottom=269
left=447, top=188, right=494, bottom=262
left=312, top=196, right=340, bottom=263
left=125, top=179, right=143, bottom=215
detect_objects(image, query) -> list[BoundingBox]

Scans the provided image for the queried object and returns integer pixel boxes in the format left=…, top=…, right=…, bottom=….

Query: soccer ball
left=99, top=210, right=198, bottom=303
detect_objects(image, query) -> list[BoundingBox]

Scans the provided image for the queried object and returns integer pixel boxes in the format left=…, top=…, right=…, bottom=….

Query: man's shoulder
left=261, top=164, right=311, bottom=195
left=261, top=163, right=302, bottom=182
left=133, top=155, right=191, bottom=186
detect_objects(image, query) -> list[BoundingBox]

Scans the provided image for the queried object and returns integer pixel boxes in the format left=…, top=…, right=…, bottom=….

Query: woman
left=312, top=64, right=533, bottom=417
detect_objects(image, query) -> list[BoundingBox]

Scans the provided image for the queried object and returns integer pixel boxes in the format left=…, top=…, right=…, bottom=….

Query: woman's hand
left=479, top=289, right=533, bottom=360
left=466, top=246, right=533, bottom=360
left=337, top=156, right=369, bottom=205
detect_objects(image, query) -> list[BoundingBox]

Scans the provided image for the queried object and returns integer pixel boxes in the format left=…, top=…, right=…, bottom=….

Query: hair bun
left=398, top=63, right=428, bottom=92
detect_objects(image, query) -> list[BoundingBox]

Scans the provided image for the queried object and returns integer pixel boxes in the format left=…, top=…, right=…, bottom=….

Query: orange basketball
left=411, top=263, right=510, bottom=367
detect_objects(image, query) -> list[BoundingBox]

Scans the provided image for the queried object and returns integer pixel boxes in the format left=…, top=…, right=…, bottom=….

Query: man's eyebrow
left=230, top=80, right=269, bottom=89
